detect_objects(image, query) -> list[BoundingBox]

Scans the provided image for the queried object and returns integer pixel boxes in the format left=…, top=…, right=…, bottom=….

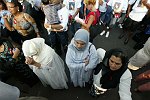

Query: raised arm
left=3, top=15, right=14, bottom=31
left=23, top=13, right=40, bottom=37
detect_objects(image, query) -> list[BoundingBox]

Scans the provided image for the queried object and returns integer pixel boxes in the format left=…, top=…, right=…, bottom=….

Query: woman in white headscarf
left=66, top=29, right=99, bottom=87
left=22, top=38, right=68, bottom=89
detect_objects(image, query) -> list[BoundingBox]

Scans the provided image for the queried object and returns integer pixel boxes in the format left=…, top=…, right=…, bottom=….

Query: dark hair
left=0, top=0, right=7, bottom=10
left=111, top=50, right=127, bottom=65
left=87, top=0, right=96, bottom=5
left=103, top=48, right=128, bottom=66
left=41, top=0, right=49, bottom=5
left=6, top=0, right=22, bottom=11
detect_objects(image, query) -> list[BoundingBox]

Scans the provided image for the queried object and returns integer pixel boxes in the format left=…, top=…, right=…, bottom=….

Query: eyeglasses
left=6, top=0, right=17, bottom=8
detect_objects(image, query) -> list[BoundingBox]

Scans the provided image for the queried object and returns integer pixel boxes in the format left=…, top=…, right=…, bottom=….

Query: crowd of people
left=0, top=0, right=150, bottom=100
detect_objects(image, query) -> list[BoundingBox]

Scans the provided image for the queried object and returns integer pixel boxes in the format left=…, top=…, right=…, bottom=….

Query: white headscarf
left=22, top=38, right=55, bottom=65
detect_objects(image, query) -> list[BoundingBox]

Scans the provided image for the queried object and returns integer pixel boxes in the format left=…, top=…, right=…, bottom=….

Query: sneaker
left=100, top=30, right=105, bottom=36
left=118, top=33, right=125, bottom=39
left=100, top=19, right=103, bottom=24
left=124, top=38, right=129, bottom=44
left=118, top=24, right=123, bottom=28
left=105, top=31, right=109, bottom=37
left=107, top=27, right=109, bottom=29
left=99, top=22, right=101, bottom=25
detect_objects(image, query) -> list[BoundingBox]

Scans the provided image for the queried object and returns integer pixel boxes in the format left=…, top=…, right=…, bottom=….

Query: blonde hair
left=85, top=0, right=96, bottom=11
left=49, top=0, right=61, bottom=4
left=87, top=0, right=96, bottom=5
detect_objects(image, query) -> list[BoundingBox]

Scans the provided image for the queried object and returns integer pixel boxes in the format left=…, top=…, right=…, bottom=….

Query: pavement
left=6, top=25, right=150, bottom=100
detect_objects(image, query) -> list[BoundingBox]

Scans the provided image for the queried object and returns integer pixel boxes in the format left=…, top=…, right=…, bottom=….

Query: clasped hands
left=25, top=57, right=41, bottom=68
left=83, top=56, right=89, bottom=66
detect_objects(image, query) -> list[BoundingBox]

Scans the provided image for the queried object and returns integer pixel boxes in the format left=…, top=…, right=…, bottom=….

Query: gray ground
left=6, top=26, right=150, bottom=100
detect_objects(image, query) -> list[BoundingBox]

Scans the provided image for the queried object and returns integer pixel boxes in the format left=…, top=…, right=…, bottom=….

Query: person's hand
left=83, top=56, right=89, bottom=66
left=12, top=48, right=20, bottom=59
left=25, top=57, right=41, bottom=68
left=84, top=59, right=89, bottom=66
left=2, top=14, right=8, bottom=19
left=69, top=15, right=75, bottom=22
left=44, top=23, right=50, bottom=29
left=25, top=57, right=36, bottom=65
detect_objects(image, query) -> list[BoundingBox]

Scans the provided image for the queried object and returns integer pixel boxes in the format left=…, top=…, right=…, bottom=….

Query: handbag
left=89, top=23, right=102, bottom=42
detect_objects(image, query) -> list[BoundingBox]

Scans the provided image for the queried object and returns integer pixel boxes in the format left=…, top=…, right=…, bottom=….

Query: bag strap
left=88, top=44, right=93, bottom=54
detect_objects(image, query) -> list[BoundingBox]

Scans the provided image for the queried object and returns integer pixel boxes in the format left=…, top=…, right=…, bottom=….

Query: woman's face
left=6, top=2, right=18, bottom=14
left=75, top=40, right=86, bottom=50
left=25, top=56, right=34, bottom=65
left=86, top=3, right=93, bottom=11
left=109, top=55, right=122, bottom=71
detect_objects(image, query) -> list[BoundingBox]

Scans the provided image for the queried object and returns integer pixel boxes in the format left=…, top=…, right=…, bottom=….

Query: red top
left=85, top=11, right=97, bottom=25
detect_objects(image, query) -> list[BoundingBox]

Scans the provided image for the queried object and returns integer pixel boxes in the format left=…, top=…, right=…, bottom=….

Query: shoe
left=128, top=64, right=140, bottom=70
left=100, top=19, right=103, bottom=24
left=124, top=38, right=129, bottom=44
left=118, top=24, right=123, bottom=28
left=118, top=34, right=125, bottom=39
left=105, top=31, right=109, bottom=37
left=100, top=30, right=105, bottom=36
left=99, top=22, right=101, bottom=25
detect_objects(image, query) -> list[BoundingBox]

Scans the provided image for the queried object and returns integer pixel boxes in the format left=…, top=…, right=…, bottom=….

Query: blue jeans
left=69, top=21, right=81, bottom=37
left=101, top=6, right=113, bottom=26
